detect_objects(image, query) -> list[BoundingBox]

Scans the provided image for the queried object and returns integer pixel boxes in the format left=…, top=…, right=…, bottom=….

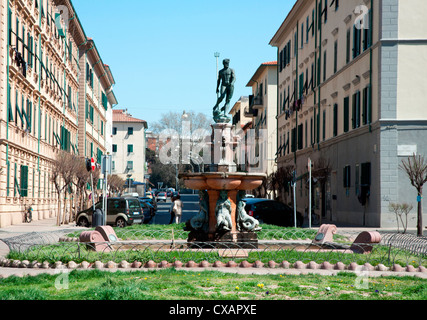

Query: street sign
left=91, top=157, right=96, bottom=172
left=101, top=155, right=112, bottom=175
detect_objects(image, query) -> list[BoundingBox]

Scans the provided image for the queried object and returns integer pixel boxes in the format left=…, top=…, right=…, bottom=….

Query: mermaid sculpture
left=188, top=190, right=209, bottom=233
left=215, top=190, right=233, bottom=232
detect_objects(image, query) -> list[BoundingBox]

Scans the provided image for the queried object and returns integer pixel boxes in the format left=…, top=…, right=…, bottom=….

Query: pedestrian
left=173, top=193, right=183, bottom=224
left=169, top=195, right=176, bottom=225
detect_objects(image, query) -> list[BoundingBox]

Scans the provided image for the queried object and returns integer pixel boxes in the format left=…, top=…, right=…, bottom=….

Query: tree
left=51, top=151, right=78, bottom=226
left=150, top=110, right=212, bottom=138
left=149, top=111, right=211, bottom=190
left=389, top=202, right=413, bottom=234
left=400, top=154, right=427, bottom=236
left=108, top=174, right=125, bottom=195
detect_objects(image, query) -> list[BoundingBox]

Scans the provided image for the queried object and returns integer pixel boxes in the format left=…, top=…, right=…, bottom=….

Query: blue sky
left=72, top=0, right=294, bottom=127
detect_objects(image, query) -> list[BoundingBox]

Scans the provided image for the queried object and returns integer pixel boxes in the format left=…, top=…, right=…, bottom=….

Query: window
left=352, top=91, right=361, bottom=129
left=127, top=144, right=134, bottom=153
left=333, top=104, right=338, bottom=137
left=306, top=16, right=310, bottom=43
left=322, top=110, right=326, bottom=141
left=112, top=144, right=117, bottom=153
left=361, top=163, right=371, bottom=186
left=362, top=86, right=371, bottom=125
left=112, top=127, right=117, bottom=135
left=353, top=25, right=361, bottom=58
left=298, top=124, right=303, bottom=150
left=323, top=50, right=327, bottom=82
left=343, top=165, right=351, bottom=188
left=346, top=29, right=351, bottom=64
left=291, top=127, right=296, bottom=153
left=301, top=22, right=304, bottom=48
left=334, top=40, right=338, bottom=74
left=343, top=97, right=349, bottom=133
left=363, top=9, right=372, bottom=51
left=355, top=164, right=360, bottom=196
left=127, top=161, right=134, bottom=171
left=20, top=165, right=29, bottom=197
left=128, top=127, right=134, bottom=135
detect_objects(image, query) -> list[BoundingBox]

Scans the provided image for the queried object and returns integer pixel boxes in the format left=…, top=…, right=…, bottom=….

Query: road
left=149, top=194, right=200, bottom=225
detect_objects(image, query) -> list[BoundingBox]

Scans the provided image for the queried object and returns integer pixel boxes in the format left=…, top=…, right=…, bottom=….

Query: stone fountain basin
left=179, top=172, right=267, bottom=191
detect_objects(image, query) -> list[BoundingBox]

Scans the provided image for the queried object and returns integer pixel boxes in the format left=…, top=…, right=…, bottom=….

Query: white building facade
left=270, top=0, right=427, bottom=227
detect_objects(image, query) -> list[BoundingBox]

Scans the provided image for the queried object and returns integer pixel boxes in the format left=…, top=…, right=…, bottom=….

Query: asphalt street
left=149, top=194, right=200, bottom=225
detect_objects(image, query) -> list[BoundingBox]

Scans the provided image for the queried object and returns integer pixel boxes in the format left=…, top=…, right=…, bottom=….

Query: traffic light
left=86, top=158, right=91, bottom=172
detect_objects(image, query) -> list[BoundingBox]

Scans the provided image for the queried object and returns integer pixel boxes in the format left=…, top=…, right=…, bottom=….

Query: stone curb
left=0, top=257, right=426, bottom=274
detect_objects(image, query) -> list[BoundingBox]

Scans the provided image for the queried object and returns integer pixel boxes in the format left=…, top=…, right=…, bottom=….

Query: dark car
left=76, top=197, right=144, bottom=228
left=242, top=198, right=304, bottom=227
left=139, top=198, right=156, bottom=224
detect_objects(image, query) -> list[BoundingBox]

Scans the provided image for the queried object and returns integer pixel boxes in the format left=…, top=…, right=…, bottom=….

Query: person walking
left=172, top=193, right=183, bottom=224
left=169, top=195, right=176, bottom=225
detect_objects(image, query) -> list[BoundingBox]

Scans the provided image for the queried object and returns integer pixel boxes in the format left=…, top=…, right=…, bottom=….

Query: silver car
left=156, top=192, right=167, bottom=202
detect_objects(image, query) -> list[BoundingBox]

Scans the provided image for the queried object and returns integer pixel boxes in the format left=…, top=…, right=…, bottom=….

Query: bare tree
left=389, top=202, right=413, bottom=234
left=108, top=174, right=125, bottom=196
left=51, top=151, right=77, bottom=226
left=400, top=154, right=427, bottom=236
left=72, top=157, right=91, bottom=217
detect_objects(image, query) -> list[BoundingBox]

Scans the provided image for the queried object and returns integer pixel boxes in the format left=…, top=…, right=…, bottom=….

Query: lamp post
left=214, top=52, right=220, bottom=98
left=127, top=174, right=132, bottom=192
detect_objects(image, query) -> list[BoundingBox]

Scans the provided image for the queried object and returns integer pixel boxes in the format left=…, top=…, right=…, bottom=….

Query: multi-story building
left=270, top=0, right=427, bottom=227
left=112, top=109, right=148, bottom=194
left=78, top=38, right=117, bottom=163
left=0, top=0, right=117, bottom=227
left=245, top=62, right=278, bottom=186
left=229, top=96, right=252, bottom=132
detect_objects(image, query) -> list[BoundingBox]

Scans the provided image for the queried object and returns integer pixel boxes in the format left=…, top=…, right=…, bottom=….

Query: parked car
left=76, top=197, right=144, bottom=228
left=157, top=192, right=167, bottom=202
left=145, top=191, right=154, bottom=199
left=138, top=200, right=154, bottom=223
left=242, top=198, right=303, bottom=227
left=139, top=197, right=157, bottom=223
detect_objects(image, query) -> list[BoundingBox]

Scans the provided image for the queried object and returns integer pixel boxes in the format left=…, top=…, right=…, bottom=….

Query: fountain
left=180, top=59, right=266, bottom=247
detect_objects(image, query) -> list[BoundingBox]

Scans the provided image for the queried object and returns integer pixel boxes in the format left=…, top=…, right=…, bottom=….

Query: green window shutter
left=322, top=110, right=326, bottom=141
left=6, top=161, right=10, bottom=197
left=112, top=145, right=117, bottom=153
left=20, top=165, right=29, bottom=197
left=55, top=13, right=65, bottom=38
left=90, top=106, right=94, bottom=123
left=343, top=165, right=351, bottom=188
left=346, top=29, right=351, bottom=64
left=297, top=124, right=303, bottom=150
left=102, top=93, right=108, bottom=110
left=291, top=127, right=296, bottom=152
left=7, top=84, right=13, bottom=122
left=127, top=145, right=133, bottom=153
left=343, top=97, right=349, bottom=133
left=299, top=73, right=304, bottom=99
left=333, top=104, right=338, bottom=137
left=353, top=26, right=361, bottom=58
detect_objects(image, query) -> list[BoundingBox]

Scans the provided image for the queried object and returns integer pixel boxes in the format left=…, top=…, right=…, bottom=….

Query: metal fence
left=1, top=229, right=426, bottom=270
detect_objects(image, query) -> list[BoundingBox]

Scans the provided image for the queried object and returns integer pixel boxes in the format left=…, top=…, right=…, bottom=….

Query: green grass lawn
left=0, top=269, right=425, bottom=300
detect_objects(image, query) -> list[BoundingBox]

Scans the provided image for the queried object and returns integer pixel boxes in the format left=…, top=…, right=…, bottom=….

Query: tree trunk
left=56, top=197, right=61, bottom=226
left=417, top=188, right=423, bottom=237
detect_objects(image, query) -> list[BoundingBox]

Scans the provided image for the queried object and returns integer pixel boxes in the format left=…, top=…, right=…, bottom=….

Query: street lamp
left=214, top=52, right=220, bottom=98
left=127, top=174, right=132, bottom=192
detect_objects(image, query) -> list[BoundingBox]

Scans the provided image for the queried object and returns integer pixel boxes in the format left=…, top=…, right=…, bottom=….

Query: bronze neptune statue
left=213, top=59, right=236, bottom=123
